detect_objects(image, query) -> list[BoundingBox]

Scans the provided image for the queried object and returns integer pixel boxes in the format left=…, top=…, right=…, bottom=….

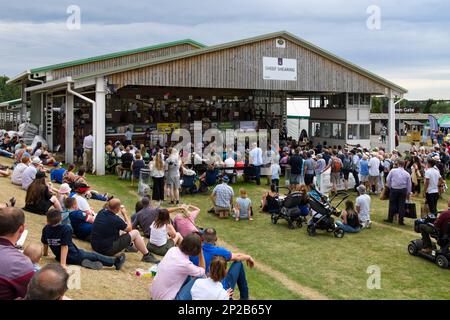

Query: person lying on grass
left=41, top=209, right=126, bottom=271
left=90, top=198, right=159, bottom=263
left=189, top=228, right=254, bottom=300
left=65, top=197, right=93, bottom=242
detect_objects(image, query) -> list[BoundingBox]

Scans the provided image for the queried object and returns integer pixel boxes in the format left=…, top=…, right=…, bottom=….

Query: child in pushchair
left=306, top=184, right=349, bottom=238
left=270, top=185, right=310, bottom=229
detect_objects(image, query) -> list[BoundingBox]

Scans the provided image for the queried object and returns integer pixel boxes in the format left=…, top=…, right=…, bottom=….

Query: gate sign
left=263, top=57, right=297, bottom=81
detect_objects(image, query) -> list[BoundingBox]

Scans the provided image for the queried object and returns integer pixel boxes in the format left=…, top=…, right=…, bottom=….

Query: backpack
left=342, top=155, right=352, bottom=171
left=331, top=157, right=342, bottom=172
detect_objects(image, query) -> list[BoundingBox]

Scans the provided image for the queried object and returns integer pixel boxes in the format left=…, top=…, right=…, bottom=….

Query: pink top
left=173, top=209, right=200, bottom=238
left=150, top=247, right=205, bottom=300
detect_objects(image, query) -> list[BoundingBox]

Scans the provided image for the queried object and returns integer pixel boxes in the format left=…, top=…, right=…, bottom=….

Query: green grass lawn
left=87, top=174, right=450, bottom=300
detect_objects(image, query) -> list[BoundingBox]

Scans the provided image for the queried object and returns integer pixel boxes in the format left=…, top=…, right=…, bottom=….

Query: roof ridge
left=30, top=39, right=206, bottom=74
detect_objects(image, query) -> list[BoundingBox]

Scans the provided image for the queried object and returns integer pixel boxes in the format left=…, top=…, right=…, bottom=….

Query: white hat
left=32, top=157, right=42, bottom=165
left=58, top=183, right=72, bottom=194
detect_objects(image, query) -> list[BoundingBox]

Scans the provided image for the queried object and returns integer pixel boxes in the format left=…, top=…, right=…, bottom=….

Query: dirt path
left=216, top=239, right=329, bottom=300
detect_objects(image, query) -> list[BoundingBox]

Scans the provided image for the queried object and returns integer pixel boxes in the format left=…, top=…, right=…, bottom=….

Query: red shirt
left=435, top=210, right=450, bottom=234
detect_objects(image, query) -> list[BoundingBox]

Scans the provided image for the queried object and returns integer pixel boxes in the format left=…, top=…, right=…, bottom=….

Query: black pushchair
left=270, top=187, right=309, bottom=229
left=307, top=188, right=349, bottom=238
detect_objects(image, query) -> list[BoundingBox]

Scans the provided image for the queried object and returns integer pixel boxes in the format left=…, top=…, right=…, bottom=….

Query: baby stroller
left=408, top=213, right=450, bottom=269
left=307, top=187, right=349, bottom=238
left=270, top=187, right=309, bottom=229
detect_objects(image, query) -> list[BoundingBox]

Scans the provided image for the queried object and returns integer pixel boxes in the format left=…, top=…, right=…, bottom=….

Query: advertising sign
left=263, top=57, right=297, bottom=81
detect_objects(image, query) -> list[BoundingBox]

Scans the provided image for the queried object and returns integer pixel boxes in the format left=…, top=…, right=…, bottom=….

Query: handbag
left=404, top=202, right=417, bottom=219
left=379, top=186, right=390, bottom=201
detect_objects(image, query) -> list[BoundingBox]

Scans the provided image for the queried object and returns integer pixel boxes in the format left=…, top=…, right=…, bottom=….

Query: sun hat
left=357, top=185, right=367, bottom=194
left=58, top=183, right=72, bottom=194
left=32, top=157, right=42, bottom=165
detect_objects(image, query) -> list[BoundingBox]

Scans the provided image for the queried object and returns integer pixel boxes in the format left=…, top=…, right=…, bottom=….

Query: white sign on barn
left=263, top=57, right=297, bottom=81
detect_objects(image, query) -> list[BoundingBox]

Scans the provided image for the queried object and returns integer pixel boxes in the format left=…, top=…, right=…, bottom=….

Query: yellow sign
left=157, top=123, right=180, bottom=134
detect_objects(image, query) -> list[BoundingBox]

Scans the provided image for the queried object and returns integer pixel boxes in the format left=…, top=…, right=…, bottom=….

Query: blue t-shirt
left=69, top=210, right=93, bottom=241
left=190, top=243, right=232, bottom=273
left=91, top=209, right=127, bottom=254
left=360, top=159, right=369, bottom=176
left=41, top=224, right=81, bottom=263
left=50, top=168, right=66, bottom=184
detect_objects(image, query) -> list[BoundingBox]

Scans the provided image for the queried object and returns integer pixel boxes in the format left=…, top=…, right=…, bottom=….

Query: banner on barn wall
left=263, top=57, right=297, bottom=81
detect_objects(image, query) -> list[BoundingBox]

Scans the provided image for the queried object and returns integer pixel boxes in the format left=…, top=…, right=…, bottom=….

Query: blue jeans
left=90, top=192, right=108, bottom=201
left=175, top=261, right=249, bottom=300
left=336, top=221, right=360, bottom=233
left=0, top=149, right=13, bottom=158
left=69, top=249, right=116, bottom=267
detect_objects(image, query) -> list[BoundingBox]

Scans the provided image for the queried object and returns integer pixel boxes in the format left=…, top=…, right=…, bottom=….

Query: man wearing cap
left=211, top=176, right=234, bottom=218
left=21, top=157, right=44, bottom=190
left=355, top=185, right=372, bottom=229
left=72, top=183, right=96, bottom=218
left=385, top=160, right=412, bottom=225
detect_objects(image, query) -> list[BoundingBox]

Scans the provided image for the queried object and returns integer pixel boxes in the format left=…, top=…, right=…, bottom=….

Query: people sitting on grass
left=211, top=176, right=234, bottom=218
left=23, top=243, right=43, bottom=272
left=173, top=204, right=201, bottom=238
left=189, top=228, right=253, bottom=300
left=56, top=183, right=72, bottom=211
left=24, top=264, right=70, bottom=300
left=22, top=157, right=44, bottom=190
left=355, top=185, right=372, bottom=229
left=24, top=172, right=63, bottom=215
left=147, top=209, right=183, bottom=256
left=191, top=255, right=233, bottom=300
left=42, top=209, right=126, bottom=271
left=72, top=167, right=112, bottom=201
left=65, top=197, right=93, bottom=242
left=12, top=156, right=30, bottom=186
left=50, top=164, right=66, bottom=184
left=91, top=198, right=159, bottom=263
left=234, top=188, right=253, bottom=221
left=261, top=184, right=279, bottom=213
left=151, top=233, right=205, bottom=300
left=336, top=200, right=361, bottom=233
left=33, top=142, right=58, bottom=166
left=62, top=164, right=77, bottom=186
left=199, top=164, right=219, bottom=192
left=71, top=183, right=96, bottom=218
left=0, top=207, right=35, bottom=300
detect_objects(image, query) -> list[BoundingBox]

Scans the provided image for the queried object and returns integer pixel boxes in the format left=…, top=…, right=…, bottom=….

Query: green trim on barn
left=30, top=39, right=207, bottom=74
left=287, top=115, right=310, bottom=119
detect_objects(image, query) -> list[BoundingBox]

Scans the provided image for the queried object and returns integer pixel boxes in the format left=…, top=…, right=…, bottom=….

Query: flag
left=428, top=115, right=439, bottom=131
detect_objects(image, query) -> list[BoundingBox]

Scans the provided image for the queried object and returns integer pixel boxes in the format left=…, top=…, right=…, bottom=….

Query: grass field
left=1, top=157, right=449, bottom=300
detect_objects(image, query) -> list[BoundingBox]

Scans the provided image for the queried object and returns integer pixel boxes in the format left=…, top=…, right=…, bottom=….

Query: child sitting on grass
left=41, top=209, right=126, bottom=271
left=65, top=197, right=93, bottom=242
left=24, top=243, right=43, bottom=272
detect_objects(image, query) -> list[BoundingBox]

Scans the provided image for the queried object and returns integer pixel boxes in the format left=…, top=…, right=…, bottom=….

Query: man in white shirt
left=83, top=132, right=94, bottom=173
left=21, top=157, right=42, bottom=190
left=224, top=153, right=235, bottom=175
left=424, top=158, right=443, bottom=214
left=249, top=143, right=263, bottom=185
left=124, top=128, right=133, bottom=147
left=368, top=153, right=381, bottom=194
left=356, top=185, right=372, bottom=229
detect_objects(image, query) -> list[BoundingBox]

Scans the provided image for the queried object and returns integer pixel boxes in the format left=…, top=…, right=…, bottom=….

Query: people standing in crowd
left=91, top=198, right=159, bottom=263
left=0, top=207, right=35, bottom=300
left=424, top=158, right=443, bottom=214
left=303, top=151, right=315, bottom=186
left=410, top=156, right=422, bottom=197
left=385, top=160, right=412, bottom=225
left=359, top=154, right=369, bottom=189
left=82, top=132, right=94, bottom=173
left=270, top=158, right=281, bottom=188
left=150, top=151, right=165, bottom=205
left=288, top=147, right=303, bottom=188
left=350, top=149, right=361, bottom=190
left=166, top=148, right=181, bottom=205
left=324, top=150, right=343, bottom=195
left=314, top=153, right=326, bottom=190
left=368, top=152, right=381, bottom=194
left=249, top=143, right=263, bottom=185
left=124, top=128, right=133, bottom=147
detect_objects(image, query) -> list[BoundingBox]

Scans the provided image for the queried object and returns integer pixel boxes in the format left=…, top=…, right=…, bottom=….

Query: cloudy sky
left=0, top=0, right=449, bottom=100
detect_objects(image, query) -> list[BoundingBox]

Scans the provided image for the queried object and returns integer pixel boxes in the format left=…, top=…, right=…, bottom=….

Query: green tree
left=371, top=96, right=382, bottom=113
left=423, top=99, right=435, bottom=113
left=0, top=75, right=21, bottom=103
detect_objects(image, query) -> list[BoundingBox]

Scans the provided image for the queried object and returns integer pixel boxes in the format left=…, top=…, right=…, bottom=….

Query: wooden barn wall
left=51, top=43, right=199, bottom=80
left=107, top=38, right=387, bottom=94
